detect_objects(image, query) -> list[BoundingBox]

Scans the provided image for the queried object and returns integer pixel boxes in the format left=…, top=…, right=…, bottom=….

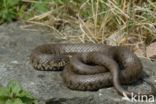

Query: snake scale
left=30, top=43, right=156, bottom=98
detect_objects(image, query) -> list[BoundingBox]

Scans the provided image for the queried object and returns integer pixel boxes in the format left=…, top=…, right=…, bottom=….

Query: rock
left=0, top=23, right=156, bottom=104
left=146, top=42, right=156, bottom=61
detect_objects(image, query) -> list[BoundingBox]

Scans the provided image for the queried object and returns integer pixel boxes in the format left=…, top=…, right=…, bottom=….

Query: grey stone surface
left=0, top=23, right=156, bottom=104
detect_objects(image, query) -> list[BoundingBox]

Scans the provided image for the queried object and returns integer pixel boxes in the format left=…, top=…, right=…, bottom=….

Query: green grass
left=0, top=0, right=21, bottom=23
left=0, top=80, right=38, bottom=104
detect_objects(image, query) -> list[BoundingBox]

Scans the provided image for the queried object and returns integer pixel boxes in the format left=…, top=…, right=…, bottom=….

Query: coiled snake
left=30, top=43, right=156, bottom=98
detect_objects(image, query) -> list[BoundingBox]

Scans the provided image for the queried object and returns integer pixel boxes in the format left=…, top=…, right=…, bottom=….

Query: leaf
left=20, top=97, right=37, bottom=104
left=18, top=90, right=34, bottom=98
left=5, top=0, right=20, bottom=7
left=5, top=98, right=24, bottom=104
left=33, top=2, right=49, bottom=14
left=0, top=98, right=6, bottom=104
left=0, top=87, right=9, bottom=97
left=7, top=80, right=22, bottom=96
left=0, top=86, right=9, bottom=103
left=0, top=81, right=38, bottom=104
left=0, top=8, right=16, bottom=22
left=17, top=90, right=37, bottom=103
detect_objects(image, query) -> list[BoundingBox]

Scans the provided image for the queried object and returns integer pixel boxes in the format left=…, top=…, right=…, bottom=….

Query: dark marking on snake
left=30, top=43, right=156, bottom=98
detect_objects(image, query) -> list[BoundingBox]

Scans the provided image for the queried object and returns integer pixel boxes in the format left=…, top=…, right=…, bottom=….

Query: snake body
left=30, top=43, right=156, bottom=97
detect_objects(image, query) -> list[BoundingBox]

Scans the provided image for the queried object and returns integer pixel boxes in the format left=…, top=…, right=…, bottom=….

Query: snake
left=30, top=43, right=156, bottom=98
